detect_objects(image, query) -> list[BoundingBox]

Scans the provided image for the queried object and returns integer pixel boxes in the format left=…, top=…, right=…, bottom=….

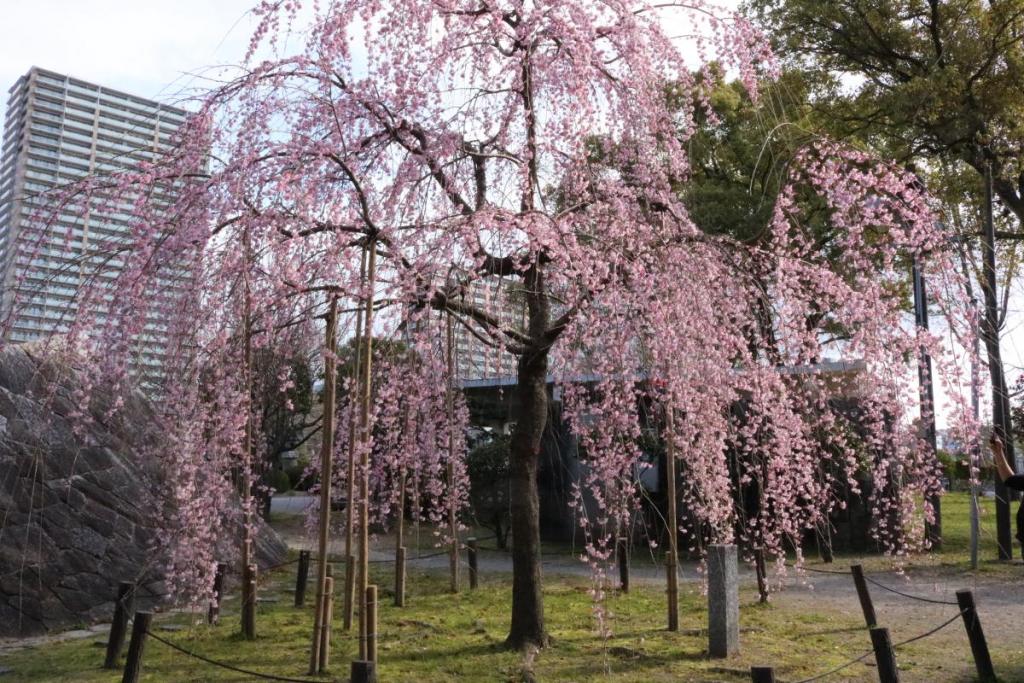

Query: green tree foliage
left=335, top=336, right=414, bottom=396
left=751, top=0, right=1024, bottom=231
left=466, top=434, right=511, bottom=549
left=254, top=347, right=317, bottom=466
left=677, top=69, right=916, bottom=355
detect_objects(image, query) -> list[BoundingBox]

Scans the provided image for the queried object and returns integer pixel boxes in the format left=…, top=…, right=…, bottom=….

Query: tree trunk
left=504, top=348, right=549, bottom=649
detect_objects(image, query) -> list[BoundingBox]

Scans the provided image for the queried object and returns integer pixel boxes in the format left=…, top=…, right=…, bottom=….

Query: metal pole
left=913, top=259, right=941, bottom=547
left=971, top=307, right=982, bottom=570
left=982, top=161, right=1015, bottom=559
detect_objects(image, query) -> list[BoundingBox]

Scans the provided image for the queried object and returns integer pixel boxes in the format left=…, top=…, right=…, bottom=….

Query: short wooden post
left=366, top=584, right=378, bottom=663
left=351, top=660, right=378, bottom=683
left=869, top=626, right=900, bottom=683
left=666, top=551, right=679, bottom=631
left=295, top=551, right=310, bottom=607
left=468, top=538, right=479, bottom=589
left=208, top=563, right=226, bottom=625
left=104, top=582, right=134, bottom=668
left=755, top=547, right=769, bottom=604
left=343, top=553, right=356, bottom=629
left=242, top=563, right=257, bottom=639
left=750, top=666, right=776, bottom=683
left=616, top=537, right=629, bottom=593
left=121, top=611, right=152, bottom=683
left=956, top=589, right=995, bottom=681
left=318, top=567, right=334, bottom=672
left=395, top=546, right=406, bottom=606
left=850, top=564, right=877, bottom=628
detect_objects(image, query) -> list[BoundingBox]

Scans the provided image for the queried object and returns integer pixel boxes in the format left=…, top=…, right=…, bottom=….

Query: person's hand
left=990, top=434, right=1003, bottom=453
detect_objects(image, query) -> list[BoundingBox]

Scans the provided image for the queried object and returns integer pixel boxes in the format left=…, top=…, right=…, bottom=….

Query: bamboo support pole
left=309, top=298, right=338, bottom=674
left=358, top=240, right=377, bottom=659
left=665, top=407, right=679, bottom=630
left=318, top=567, right=334, bottom=672
left=343, top=246, right=366, bottom=631
left=240, top=225, right=255, bottom=639
left=446, top=313, right=459, bottom=593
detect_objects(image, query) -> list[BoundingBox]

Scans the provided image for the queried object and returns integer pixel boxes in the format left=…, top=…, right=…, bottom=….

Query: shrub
left=466, top=435, right=511, bottom=549
left=269, top=468, right=292, bottom=494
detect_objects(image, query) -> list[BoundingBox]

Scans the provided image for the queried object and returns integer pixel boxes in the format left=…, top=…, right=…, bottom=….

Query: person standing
left=990, top=436, right=1024, bottom=546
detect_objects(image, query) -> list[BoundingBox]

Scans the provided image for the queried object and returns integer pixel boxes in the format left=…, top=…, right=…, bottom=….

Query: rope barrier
left=785, top=563, right=849, bottom=575
left=790, top=649, right=873, bottom=683
left=891, top=609, right=967, bottom=648
left=785, top=562, right=961, bottom=604
left=787, top=608, right=967, bottom=682
left=863, top=576, right=959, bottom=606
left=145, top=630, right=315, bottom=682
left=306, top=544, right=476, bottom=565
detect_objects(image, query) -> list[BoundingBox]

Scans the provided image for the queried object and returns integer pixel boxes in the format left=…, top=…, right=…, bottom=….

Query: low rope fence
left=108, top=534, right=998, bottom=683
left=144, top=629, right=315, bottom=683
left=862, top=575, right=959, bottom=606
left=753, top=561, right=996, bottom=683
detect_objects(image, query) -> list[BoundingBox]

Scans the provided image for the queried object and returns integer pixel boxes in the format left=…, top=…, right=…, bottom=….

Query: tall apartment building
left=0, top=67, right=190, bottom=380
left=449, top=275, right=524, bottom=380
left=404, top=274, right=524, bottom=381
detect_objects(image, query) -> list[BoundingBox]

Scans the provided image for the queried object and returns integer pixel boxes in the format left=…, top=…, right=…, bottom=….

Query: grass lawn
left=1, top=491, right=1020, bottom=682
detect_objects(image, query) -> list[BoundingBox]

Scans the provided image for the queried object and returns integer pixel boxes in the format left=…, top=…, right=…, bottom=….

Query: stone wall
left=0, top=346, right=287, bottom=636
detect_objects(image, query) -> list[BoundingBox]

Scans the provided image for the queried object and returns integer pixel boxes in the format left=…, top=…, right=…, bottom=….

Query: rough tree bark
left=505, top=263, right=551, bottom=650
left=506, top=347, right=549, bottom=649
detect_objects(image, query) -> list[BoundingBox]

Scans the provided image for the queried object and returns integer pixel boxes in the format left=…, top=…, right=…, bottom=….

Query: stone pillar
left=708, top=543, right=739, bottom=658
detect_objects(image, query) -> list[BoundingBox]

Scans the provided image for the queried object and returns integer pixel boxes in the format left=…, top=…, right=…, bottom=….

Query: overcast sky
left=0, top=0, right=261, bottom=119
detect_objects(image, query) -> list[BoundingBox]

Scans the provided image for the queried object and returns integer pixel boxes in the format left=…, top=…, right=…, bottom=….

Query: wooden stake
left=468, top=537, right=479, bottom=589
left=351, top=660, right=377, bottom=683
left=294, top=551, right=310, bottom=607
left=121, top=611, right=152, bottom=683
left=358, top=240, right=377, bottom=658
left=395, top=432, right=407, bottom=607
left=750, top=667, right=776, bottom=683
left=395, top=546, right=406, bottom=607
left=869, top=627, right=900, bottom=683
left=957, top=589, right=995, bottom=681
left=240, top=543, right=256, bottom=639
left=344, top=554, right=356, bottom=629
left=319, top=568, right=334, bottom=672
left=366, top=584, right=378, bottom=664
left=243, top=564, right=257, bottom=639
left=445, top=312, right=459, bottom=594
left=666, top=551, right=678, bottom=631
left=850, top=564, right=877, bottom=628
left=310, top=297, right=339, bottom=673
left=344, top=246, right=367, bottom=631
left=664, top=407, right=679, bottom=630
left=104, top=582, right=134, bottom=669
